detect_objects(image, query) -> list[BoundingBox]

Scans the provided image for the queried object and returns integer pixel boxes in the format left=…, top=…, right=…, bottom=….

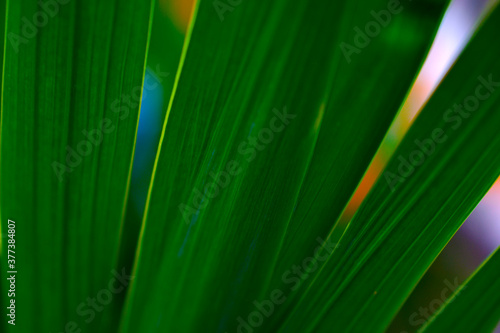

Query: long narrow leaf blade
left=0, top=1, right=153, bottom=331
left=280, top=5, right=500, bottom=332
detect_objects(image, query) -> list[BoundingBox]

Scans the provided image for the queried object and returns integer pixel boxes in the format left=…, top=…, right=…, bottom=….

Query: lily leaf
left=0, top=1, right=153, bottom=331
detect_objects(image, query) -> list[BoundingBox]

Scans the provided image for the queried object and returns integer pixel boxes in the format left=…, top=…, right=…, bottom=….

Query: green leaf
left=121, top=0, right=447, bottom=332
left=279, top=5, right=500, bottom=332
left=267, top=0, right=448, bottom=317
left=0, top=1, right=153, bottom=331
left=420, top=246, right=500, bottom=333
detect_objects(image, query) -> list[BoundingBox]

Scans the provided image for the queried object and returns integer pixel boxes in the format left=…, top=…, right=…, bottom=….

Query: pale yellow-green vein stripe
left=119, top=0, right=201, bottom=330
left=115, top=0, right=156, bottom=268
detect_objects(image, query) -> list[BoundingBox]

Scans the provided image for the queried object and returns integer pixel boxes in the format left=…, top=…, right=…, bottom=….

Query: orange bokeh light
left=160, top=0, right=195, bottom=33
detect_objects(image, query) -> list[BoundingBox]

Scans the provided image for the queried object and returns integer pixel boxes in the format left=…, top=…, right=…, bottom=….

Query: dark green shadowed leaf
left=420, top=246, right=500, bottom=333
left=279, top=5, right=500, bottom=332
left=121, top=0, right=337, bottom=330
left=0, top=1, right=153, bottom=332
left=266, top=1, right=448, bottom=328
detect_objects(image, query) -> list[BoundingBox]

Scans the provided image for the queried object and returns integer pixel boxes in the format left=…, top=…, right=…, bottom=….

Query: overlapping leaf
left=279, top=5, right=500, bottom=332
left=121, top=0, right=448, bottom=332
